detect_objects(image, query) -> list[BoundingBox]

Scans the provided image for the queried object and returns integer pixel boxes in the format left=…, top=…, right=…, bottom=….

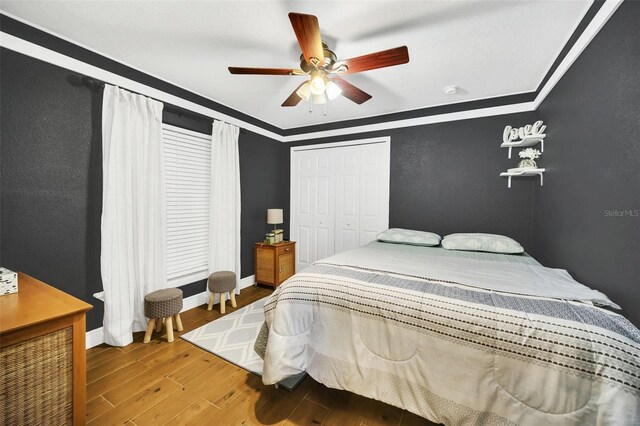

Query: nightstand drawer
left=277, top=244, right=294, bottom=257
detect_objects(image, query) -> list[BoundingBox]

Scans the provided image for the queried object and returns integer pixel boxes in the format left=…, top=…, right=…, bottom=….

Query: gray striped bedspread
left=260, top=243, right=640, bottom=425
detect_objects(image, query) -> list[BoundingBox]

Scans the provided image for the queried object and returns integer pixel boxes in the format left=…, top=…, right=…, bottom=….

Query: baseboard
left=85, top=274, right=256, bottom=349
left=85, top=327, right=105, bottom=349
left=239, top=274, right=256, bottom=290
left=181, top=289, right=211, bottom=312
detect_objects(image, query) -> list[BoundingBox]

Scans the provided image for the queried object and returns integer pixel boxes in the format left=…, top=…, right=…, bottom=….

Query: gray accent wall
left=0, top=48, right=286, bottom=331
left=532, top=2, right=640, bottom=325
left=1, top=49, right=104, bottom=329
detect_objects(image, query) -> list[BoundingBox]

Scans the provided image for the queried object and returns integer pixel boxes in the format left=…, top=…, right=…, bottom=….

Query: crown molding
left=0, top=0, right=621, bottom=143
left=0, top=32, right=284, bottom=141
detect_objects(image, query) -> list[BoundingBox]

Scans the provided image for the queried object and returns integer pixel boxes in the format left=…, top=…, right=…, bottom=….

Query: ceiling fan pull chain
left=323, top=103, right=327, bottom=117
left=309, top=98, right=313, bottom=114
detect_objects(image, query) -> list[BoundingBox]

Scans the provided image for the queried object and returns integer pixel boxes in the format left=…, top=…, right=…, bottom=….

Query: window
left=162, top=124, right=211, bottom=286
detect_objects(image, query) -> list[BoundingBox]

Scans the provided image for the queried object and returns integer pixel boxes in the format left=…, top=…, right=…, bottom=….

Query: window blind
left=162, top=124, right=211, bottom=286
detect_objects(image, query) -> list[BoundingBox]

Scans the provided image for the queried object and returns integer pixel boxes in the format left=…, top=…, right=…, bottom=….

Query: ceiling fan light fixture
left=309, top=71, right=326, bottom=95
left=312, top=92, right=327, bottom=105
left=325, top=80, right=342, bottom=100
left=296, top=81, right=311, bottom=101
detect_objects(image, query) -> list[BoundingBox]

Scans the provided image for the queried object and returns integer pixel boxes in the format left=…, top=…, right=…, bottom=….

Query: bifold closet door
left=291, top=141, right=389, bottom=272
left=358, top=143, right=390, bottom=245
left=291, top=149, right=335, bottom=272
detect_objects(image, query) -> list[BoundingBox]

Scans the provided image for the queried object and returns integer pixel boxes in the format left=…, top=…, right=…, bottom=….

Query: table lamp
left=267, top=209, right=283, bottom=232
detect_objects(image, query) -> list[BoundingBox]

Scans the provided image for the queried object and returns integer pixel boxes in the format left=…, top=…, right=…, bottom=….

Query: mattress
left=260, top=242, right=640, bottom=425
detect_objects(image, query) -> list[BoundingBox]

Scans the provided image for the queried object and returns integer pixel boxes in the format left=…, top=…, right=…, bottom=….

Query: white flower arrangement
left=519, top=148, right=541, bottom=160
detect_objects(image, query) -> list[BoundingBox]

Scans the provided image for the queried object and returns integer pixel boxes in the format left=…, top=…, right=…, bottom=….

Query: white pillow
left=442, top=233, right=524, bottom=254
left=377, top=228, right=441, bottom=247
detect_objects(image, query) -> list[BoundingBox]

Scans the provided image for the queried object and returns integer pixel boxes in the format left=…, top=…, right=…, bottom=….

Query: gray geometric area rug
left=181, top=297, right=306, bottom=391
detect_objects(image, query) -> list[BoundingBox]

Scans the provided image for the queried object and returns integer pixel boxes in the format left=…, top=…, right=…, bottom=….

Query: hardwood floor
left=85, top=286, right=438, bottom=426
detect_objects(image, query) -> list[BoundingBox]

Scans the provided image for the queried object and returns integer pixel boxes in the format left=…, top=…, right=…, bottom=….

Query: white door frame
left=289, top=136, right=391, bottom=268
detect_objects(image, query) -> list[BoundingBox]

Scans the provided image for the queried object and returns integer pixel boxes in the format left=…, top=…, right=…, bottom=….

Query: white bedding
left=261, top=242, right=640, bottom=425
left=325, top=242, right=619, bottom=308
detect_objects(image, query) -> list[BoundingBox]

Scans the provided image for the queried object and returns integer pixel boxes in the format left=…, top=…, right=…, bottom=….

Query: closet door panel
left=293, top=152, right=314, bottom=271
left=359, top=143, right=390, bottom=246
left=335, top=146, right=361, bottom=253
left=296, top=224, right=311, bottom=268
left=312, top=151, right=335, bottom=263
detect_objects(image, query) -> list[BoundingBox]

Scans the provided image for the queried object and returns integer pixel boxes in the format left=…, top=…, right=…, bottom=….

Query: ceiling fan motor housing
left=299, top=41, right=337, bottom=72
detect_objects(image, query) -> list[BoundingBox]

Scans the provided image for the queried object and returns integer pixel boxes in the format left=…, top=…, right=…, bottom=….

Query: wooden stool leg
left=165, top=316, right=174, bottom=343
left=143, top=318, right=156, bottom=344
left=175, top=313, right=184, bottom=332
left=220, top=292, right=226, bottom=314
left=155, top=318, right=163, bottom=332
left=230, top=292, right=237, bottom=308
left=207, top=293, right=215, bottom=311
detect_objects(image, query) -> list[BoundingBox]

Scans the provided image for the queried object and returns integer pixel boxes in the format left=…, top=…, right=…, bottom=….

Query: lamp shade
left=267, top=209, right=283, bottom=225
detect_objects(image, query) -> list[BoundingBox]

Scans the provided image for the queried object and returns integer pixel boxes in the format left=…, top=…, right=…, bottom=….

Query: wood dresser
left=0, top=273, right=92, bottom=425
left=254, top=241, right=296, bottom=288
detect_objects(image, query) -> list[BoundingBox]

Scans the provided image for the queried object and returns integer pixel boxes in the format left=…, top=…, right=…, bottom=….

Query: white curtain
left=101, top=85, right=166, bottom=347
left=209, top=120, right=241, bottom=293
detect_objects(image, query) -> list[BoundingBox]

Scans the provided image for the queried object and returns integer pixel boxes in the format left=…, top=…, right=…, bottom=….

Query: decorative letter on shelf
left=501, top=120, right=546, bottom=158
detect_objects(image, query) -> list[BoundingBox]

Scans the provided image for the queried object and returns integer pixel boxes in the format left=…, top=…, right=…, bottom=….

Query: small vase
left=518, top=159, right=537, bottom=169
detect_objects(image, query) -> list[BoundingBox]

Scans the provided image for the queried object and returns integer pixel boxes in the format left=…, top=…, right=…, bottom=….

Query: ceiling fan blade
left=228, top=67, right=300, bottom=75
left=282, top=83, right=306, bottom=107
left=288, top=13, right=324, bottom=66
left=331, top=77, right=372, bottom=104
left=341, top=46, right=409, bottom=74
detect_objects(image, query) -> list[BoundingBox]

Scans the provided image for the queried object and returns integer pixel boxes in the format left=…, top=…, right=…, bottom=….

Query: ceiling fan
left=228, top=13, right=409, bottom=109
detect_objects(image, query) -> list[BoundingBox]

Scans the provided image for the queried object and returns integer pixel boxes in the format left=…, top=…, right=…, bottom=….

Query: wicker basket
left=0, top=328, right=73, bottom=425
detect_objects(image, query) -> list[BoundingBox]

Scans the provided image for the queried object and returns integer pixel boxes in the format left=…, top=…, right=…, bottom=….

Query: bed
left=258, top=241, right=640, bottom=425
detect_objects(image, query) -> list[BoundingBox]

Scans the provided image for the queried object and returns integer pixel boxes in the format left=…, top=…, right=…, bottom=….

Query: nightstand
left=254, top=241, right=296, bottom=288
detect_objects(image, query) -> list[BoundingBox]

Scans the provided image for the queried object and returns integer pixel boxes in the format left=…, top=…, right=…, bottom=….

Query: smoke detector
left=444, top=85, right=459, bottom=95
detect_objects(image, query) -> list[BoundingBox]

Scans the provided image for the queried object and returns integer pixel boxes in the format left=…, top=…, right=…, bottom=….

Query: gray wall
left=1, top=49, right=104, bottom=329
left=0, top=48, right=286, bottom=331
left=284, top=112, right=538, bottom=252
left=532, top=2, right=640, bottom=325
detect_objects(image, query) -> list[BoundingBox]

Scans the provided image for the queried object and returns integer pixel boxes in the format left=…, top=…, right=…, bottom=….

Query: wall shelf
left=501, top=135, right=545, bottom=158
left=500, top=168, right=545, bottom=188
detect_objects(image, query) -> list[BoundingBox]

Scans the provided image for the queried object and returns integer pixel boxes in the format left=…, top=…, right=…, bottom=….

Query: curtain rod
left=79, top=76, right=246, bottom=133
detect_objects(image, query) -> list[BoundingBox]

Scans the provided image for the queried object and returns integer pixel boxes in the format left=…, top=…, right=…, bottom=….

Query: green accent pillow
left=442, top=233, right=524, bottom=254
left=377, top=228, right=442, bottom=247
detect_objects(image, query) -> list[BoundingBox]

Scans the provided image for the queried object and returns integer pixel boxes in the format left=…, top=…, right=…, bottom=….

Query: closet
left=290, top=138, right=390, bottom=272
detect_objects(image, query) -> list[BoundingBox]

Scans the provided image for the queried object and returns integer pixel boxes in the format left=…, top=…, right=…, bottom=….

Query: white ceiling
left=1, top=1, right=592, bottom=130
